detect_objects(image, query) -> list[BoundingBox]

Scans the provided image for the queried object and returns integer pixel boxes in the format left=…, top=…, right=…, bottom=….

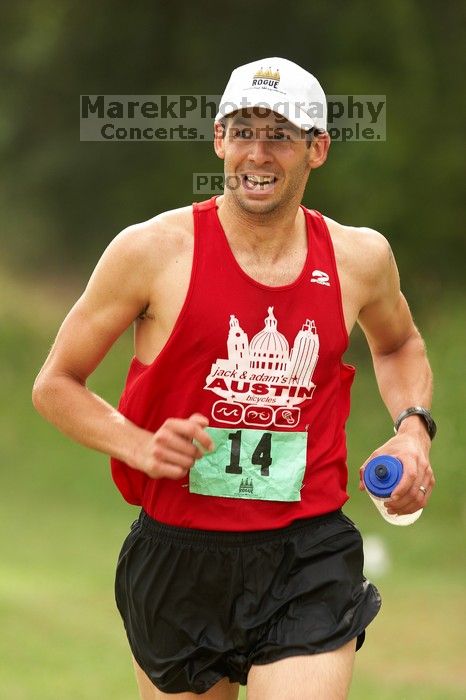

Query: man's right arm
left=32, top=222, right=213, bottom=479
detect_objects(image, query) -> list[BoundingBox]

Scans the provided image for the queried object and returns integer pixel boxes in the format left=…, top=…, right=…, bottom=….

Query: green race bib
left=189, top=427, right=307, bottom=502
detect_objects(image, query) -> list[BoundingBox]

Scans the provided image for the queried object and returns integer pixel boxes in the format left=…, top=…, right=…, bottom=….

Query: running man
left=33, top=57, right=435, bottom=699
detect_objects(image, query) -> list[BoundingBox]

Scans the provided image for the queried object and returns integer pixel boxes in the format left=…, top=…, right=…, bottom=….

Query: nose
left=247, top=138, right=273, bottom=166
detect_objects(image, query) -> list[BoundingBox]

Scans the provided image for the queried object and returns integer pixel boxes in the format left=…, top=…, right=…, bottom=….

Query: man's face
left=214, top=108, right=317, bottom=216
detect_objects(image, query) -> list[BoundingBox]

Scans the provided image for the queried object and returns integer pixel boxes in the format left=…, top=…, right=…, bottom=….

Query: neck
left=216, top=194, right=305, bottom=260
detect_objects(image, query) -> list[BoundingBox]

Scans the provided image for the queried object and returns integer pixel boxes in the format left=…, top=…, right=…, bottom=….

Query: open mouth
left=242, top=174, right=277, bottom=192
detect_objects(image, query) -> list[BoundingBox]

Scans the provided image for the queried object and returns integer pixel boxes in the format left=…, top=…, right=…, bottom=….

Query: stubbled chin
left=233, top=194, right=282, bottom=216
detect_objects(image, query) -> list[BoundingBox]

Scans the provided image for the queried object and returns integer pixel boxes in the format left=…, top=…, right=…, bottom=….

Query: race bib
left=189, top=427, right=307, bottom=502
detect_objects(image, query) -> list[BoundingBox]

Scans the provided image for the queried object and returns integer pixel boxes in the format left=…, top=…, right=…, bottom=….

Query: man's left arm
left=357, top=241, right=435, bottom=516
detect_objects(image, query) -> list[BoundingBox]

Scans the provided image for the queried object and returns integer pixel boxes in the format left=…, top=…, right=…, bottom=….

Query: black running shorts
left=115, top=509, right=381, bottom=694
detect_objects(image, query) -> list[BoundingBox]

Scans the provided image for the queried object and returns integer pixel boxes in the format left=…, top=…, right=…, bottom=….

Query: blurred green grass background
left=1, top=2, right=464, bottom=697
left=1, top=267, right=464, bottom=700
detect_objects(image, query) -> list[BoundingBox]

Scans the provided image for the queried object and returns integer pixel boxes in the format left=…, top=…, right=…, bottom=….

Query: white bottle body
left=367, top=492, right=423, bottom=526
left=363, top=455, right=423, bottom=526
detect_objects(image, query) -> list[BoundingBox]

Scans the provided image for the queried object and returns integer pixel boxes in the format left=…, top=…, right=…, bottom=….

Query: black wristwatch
left=394, top=406, right=437, bottom=441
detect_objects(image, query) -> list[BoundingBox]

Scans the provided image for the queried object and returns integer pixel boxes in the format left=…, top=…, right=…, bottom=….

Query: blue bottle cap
left=363, top=455, right=403, bottom=498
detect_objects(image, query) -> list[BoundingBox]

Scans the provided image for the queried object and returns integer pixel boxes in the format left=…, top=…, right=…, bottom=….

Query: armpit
left=136, top=304, right=155, bottom=321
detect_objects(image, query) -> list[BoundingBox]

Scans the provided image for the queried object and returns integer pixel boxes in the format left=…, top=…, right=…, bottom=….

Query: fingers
left=358, top=463, right=367, bottom=491
left=386, top=460, right=435, bottom=515
left=142, top=415, right=214, bottom=479
left=165, top=416, right=214, bottom=453
left=157, top=463, right=191, bottom=480
left=188, top=413, right=209, bottom=427
left=360, top=437, right=435, bottom=516
left=187, top=413, right=212, bottom=456
left=156, top=447, right=198, bottom=470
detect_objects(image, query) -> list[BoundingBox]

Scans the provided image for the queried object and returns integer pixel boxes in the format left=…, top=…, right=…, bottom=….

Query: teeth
left=246, top=175, right=274, bottom=184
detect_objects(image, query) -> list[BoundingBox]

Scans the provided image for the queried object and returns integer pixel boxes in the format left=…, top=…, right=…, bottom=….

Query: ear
left=308, top=131, right=331, bottom=170
left=214, top=121, right=226, bottom=159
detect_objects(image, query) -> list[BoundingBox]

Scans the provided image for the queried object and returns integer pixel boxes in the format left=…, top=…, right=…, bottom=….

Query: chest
left=136, top=231, right=360, bottom=364
left=231, top=247, right=308, bottom=286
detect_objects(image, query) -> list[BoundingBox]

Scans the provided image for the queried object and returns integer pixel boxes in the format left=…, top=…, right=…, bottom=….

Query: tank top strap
left=193, top=196, right=217, bottom=213
left=301, top=206, right=329, bottom=248
left=301, top=205, right=348, bottom=348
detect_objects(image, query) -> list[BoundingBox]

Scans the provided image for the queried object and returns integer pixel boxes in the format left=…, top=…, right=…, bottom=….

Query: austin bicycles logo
left=204, top=307, right=319, bottom=428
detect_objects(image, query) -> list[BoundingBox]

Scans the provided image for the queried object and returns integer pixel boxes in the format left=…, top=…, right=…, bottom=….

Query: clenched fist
left=132, top=413, right=214, bottom=479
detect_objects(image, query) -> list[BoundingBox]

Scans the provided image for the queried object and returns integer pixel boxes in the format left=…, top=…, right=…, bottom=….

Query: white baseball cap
left=215, top=57, right=327, bottom=132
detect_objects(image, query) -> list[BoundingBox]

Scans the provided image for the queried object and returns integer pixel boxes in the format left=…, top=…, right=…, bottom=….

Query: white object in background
left=363, top=534, right=391, bottom=578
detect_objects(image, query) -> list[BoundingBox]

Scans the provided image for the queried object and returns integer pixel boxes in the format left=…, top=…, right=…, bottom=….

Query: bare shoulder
left=144, top=204, right=194, bottom=247
left=90, top=205, right=194, bottom=286
left=324, top=216, right=392, bottom=278
left=109, top=204, right=194, bottom=264
left=81, top=204, right=195, bottom=314
left=325, top=216, right=396, bottom=301
left=321, top=215, right=399, bottom=331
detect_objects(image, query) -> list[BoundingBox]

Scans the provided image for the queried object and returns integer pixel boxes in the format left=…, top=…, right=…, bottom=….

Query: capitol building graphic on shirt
left=205, top=307, right=319, bottom=427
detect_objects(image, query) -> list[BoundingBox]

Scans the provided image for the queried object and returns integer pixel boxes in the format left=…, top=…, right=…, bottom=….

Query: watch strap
left=394, top=406, right=437, bottom=441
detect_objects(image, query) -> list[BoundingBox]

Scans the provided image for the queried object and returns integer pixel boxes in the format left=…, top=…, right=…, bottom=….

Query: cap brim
left=215, top=89, right=320, bottom=132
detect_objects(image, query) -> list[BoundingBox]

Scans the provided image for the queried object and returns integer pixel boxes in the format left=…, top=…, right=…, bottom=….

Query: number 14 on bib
left=189, top=427, right=308, bottom=502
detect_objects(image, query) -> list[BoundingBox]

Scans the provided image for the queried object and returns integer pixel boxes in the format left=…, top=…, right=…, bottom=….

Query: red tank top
left=111, top=197, right=355, bottom=530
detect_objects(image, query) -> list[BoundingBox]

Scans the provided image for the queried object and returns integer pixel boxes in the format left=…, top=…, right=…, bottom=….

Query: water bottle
left=363, top=455, right=423, bottom=526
